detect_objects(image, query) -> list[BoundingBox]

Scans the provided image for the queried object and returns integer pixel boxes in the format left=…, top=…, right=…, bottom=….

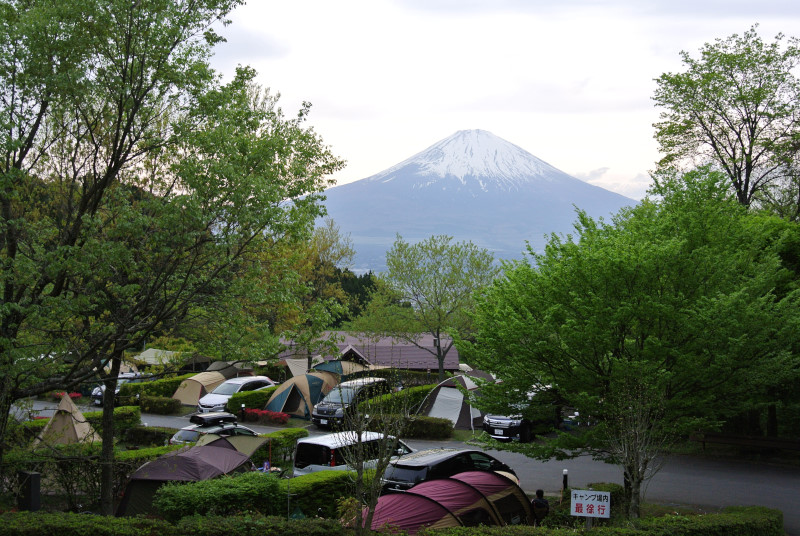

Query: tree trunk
left=99, top=355, right=122, bottom=515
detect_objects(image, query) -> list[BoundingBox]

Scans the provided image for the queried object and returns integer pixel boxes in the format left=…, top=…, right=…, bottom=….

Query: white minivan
left=293, top=431, right=414, bottom=477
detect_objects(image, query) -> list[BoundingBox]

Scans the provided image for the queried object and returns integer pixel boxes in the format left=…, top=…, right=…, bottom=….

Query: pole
left=562, top=469, right=568, bottom=502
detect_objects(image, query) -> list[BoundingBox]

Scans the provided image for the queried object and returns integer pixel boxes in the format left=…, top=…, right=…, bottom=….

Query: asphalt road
left=20, top=401, right=800, bottom=535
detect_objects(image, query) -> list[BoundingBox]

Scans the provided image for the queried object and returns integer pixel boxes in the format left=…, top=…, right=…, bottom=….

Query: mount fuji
left=322, top=129, right=635, bottom=272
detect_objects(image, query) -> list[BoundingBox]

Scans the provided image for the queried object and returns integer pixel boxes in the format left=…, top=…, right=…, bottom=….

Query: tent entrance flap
left=428, top=388, right=463, bottom=426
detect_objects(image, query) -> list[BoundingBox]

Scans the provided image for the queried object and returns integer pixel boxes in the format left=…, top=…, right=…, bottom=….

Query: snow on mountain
left=322, top=129, right=635, bottom=272
left=366, top=129, right=575, bottom=193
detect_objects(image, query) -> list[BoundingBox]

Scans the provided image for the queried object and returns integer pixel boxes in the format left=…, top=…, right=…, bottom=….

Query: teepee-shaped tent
left=32, top=394, right=99, bottom=448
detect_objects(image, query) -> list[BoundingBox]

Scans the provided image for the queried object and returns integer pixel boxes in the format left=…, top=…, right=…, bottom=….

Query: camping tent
left=283, top=355, right=324, bottom=377
left=196, top=433, right=269, bottom=458
left=171, top=371, right=226, bottom=406
left=206, top=360, right=252, bottom=379
left=264, top=371, right=338, bottom=419
left=415, top=375, right=483, bottom=430
left=367, top=470, right=532, bottom=534
left=32, top=394, right=99, bottom=448
left=116, top=441, right=251, bottom=516
left=312, top=359, right=369, bottom=380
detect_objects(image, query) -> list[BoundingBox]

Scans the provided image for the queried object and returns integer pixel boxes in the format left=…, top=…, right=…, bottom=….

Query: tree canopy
left=461, top=168, right=800, bottom=517
left=349, top=234, right=498, bottom=380
left=0, top=0, right=343, bottom=513
left=653, top=25, right=800, bottom=217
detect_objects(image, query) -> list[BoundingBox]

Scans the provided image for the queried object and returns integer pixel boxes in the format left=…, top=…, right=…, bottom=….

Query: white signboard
left=570, top=489, right=611, bottom=518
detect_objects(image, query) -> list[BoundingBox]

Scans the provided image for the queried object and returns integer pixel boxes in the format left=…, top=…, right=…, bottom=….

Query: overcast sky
left=210, top=1, right=800, bottom=200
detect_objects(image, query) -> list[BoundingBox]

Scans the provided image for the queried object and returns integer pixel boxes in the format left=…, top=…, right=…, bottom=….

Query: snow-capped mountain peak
left=367, top=129, right=569, bottom=192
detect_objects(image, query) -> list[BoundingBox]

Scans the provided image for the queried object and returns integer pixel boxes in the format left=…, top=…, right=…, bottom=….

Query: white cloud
left=209, top=1, right=800, bottom=198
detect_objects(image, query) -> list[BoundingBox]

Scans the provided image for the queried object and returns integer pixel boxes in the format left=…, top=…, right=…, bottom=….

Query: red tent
left=367, top=470, right=532, bottom=534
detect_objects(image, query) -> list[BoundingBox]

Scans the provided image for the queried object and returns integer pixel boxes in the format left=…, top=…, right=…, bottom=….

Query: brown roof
left=279, top=331, right=460, bottom=371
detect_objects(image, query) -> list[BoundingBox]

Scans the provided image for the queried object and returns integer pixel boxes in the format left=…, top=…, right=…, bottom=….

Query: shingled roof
left=278, top=331, right=460, bottom=372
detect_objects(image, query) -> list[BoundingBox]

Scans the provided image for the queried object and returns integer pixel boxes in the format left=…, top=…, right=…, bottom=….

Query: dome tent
left=171, top=371, right=226, bottom=406
left=366, top=470, right=532, bottom=534
left=265, top=371, right=338, bottom=419
left=415, top=374, right=484, bottom=430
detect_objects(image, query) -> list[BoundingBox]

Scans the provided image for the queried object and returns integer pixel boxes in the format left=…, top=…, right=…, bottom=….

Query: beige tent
left=196, top=433, right=269, bottom=457
left=284, top=355, right=324, bottom=377
left=172, top=371, right=226, bottom=406
left=32, top=394, right=99, bottom=448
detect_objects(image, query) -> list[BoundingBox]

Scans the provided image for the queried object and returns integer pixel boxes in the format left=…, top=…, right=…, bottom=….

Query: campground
left=20, top=400, right=800, bottom=535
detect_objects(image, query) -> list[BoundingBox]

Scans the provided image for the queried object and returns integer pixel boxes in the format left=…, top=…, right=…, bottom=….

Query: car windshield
left=211, top=382, right=241, bottom=395
left=323, top=386, right=357, bottom=404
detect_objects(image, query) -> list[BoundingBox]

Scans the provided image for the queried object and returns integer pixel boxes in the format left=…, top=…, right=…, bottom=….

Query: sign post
left=570, top=489, right=611, bottom=528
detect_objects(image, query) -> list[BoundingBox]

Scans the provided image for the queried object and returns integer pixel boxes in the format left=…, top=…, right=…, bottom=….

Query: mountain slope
left=323, top=129, right=634, bottom=271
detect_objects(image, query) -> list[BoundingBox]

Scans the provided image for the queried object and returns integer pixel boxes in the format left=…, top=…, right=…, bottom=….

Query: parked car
left=482, top=414, right=534, bottom=442
left=91, top=372, right=148, bottom=406
left=311, top=377, right=389, bottom=429
left=293, top=431, right=414, bottom=477
left=197, top=375, right=276, bottom=413
left=169, top=412, right=258, bottom=445
left=380, top=448, right=517, bottom=493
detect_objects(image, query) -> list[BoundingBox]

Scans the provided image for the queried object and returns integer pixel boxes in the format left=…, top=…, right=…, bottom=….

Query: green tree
left=0, top=0, right=343, bottom=514
left=461, top=168, right=800, bottom=518
left=350, top=235, right=498, bottom=381
left=653, top=25, right=800, bottom=217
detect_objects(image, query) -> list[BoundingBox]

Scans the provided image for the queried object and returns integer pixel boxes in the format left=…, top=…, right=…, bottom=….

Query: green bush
left=0, top=512, right=349, bottom=536
left=404, top=415, right=453, bottom=439
left=252, top=428, right=309, bottom=467
left=632, top=506, right=782, bottom=536
left=119, top=373, right=194, bottom=398
left=227, top=387, right=277, bottom=412
left=358, top=383, right=437, bottom=415
left=278, top=470, right=356, bottom=519
left=84, top=405, right=141, bottom=438
left=154, top=471, right=283, bottom=522
left=124, top=425, right=177, bottom=446
left=139, top=395, right=182, bottom=415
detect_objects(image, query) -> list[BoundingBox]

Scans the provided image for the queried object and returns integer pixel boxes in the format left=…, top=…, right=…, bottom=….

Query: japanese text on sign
left=570, top=489, right=611, bottom=518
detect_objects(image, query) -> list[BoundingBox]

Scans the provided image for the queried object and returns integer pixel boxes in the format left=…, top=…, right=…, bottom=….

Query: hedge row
left=251, top=428, right=309, bottom=467
left=118, top=373, right=195, bottom=399
left=226, top=387, right=277, bottom=412
left=0, top=506, right=781, bottom=535
left=138, top=396, right=182, bottom=415
left=0, top=443, right=181, bottom=512
left=153, top=471, right=283, bottom=522
left=416, top=506, right=782, bottom=536
left=0, top=512, right=349, bottom=536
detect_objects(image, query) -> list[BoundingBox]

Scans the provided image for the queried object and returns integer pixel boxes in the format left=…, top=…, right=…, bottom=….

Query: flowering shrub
left=52, top=391, right=82, bottom=401
left=242, top=408, right=289, bottom=425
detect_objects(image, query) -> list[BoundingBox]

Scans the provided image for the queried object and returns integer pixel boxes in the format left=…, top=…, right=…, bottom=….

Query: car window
left=295, top=443, right=331, bottom=468
left=173, top=429, right=200, bottom=443
left=211, top=382, right=241, bottom=395
left=384, top=464, right=428, bottom=485
left=323, top=386, right=357, bottom=404
left=241, top=381, right=268, bottom=391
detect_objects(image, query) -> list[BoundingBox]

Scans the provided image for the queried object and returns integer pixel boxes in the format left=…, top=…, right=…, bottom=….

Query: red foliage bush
left=52, top=391, right=82, bottom=401
left=242, top=408, right=289, bottom=425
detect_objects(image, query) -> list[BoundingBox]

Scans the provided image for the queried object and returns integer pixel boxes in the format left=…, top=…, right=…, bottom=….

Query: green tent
left=265, top=371, right=338, bottom=419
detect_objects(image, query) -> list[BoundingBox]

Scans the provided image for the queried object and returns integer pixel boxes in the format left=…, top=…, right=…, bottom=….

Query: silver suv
left=169, top=412, right=258, bottom=445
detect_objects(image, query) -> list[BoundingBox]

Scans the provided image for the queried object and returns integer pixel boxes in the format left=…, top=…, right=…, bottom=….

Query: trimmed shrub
left=251, top=428, right=309, bottom=468
left=176, top=515, right=349, bottom=536
left=84, top=405, right=141, bottom=438
left=227, top=387, right=277, bottom=412
left=0, top=511, right=172, bottom=536
left=403, top=415, right=453, bottom=439
left=153, top=471, right=283, bottom=522
left=358, top=383, right=437, bottom=415
left=139, top=395, right=182, bottom=415
left=632, top=505, right=783, bottom=536
left=118, top=373, right=194, bottom=398
left=124, top=425, right=177, bottom=446
left=242, top=408, right=289, bottom=425
left=277, top=470, right=356, bottom=519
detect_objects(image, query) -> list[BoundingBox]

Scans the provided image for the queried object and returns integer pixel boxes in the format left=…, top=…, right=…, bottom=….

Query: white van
left=293, top=431, right=413, bottom=477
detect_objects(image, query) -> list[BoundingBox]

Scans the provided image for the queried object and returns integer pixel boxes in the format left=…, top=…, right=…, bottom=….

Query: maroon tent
left=367, top=470, right=532, bottom=534
left=369, top=493, right=461, bottom=534
left=116, top=441, right=252, bottom=516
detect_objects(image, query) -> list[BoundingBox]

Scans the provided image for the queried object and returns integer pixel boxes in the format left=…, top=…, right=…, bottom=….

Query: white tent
left=416, top=375, right=483, bottom=431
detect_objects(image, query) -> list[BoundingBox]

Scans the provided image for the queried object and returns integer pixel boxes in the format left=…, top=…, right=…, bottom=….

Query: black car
left=311, top=377, right=389, bottom=429
left=482, top=414, right=533, bottom=442
left=380, top=448, right=517, bottom=493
